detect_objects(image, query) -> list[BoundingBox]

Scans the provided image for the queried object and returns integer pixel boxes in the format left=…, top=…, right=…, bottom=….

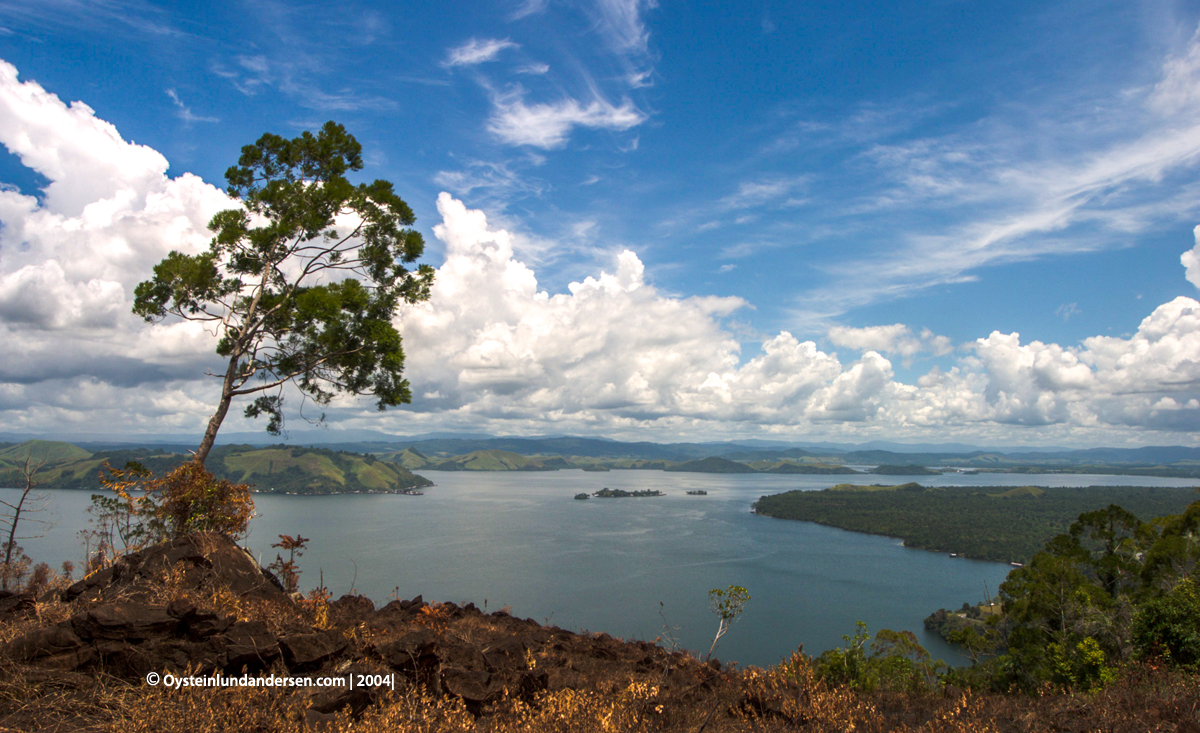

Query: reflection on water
left=7, top=470, right=1196, bottom=668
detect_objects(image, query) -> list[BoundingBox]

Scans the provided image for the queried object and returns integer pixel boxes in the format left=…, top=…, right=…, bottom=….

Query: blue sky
left=2, top=0, right=1200, bottom=446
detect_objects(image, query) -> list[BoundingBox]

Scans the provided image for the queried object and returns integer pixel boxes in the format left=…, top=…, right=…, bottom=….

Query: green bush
left=1132, top=578, right=1200, bottom=667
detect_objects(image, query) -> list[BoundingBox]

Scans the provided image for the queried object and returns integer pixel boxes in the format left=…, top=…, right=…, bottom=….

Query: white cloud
left=1182, top=224, right=1200, bottom=288
left=165, top=88, right=219, bottom=124
left=591, top=0, right=655, bottom=55
left=719, top=177, right=809, bottom=211
left=4, top=63, right=1200, bottom=445
left=0, top=60, right=232, bottom=426
left=828, top=324, right=954, bottom=360
left=487, top=89, right=645, bottom=148
left=443, top=38, right=519, bottom=68
left=1150, top=24, right=1200, bottom=114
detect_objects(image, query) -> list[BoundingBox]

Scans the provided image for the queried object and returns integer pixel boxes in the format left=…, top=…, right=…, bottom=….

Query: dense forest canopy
left=753, top=484, right=1200, bottom=563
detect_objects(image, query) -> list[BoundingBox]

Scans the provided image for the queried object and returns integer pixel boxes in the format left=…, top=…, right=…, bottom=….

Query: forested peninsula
left=752, top=483, right=1200, bottom=563
left=0, top=441, right=432, bottom=495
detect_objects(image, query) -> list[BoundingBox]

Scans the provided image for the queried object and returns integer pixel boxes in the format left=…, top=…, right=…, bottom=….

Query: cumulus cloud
left=1182, top=224, right=1200, bottom=288
left=487, top=90, right=645, bottom=148
left=0, top=60, right=232, bottom=429
left=443, top=38, right=519, bottom=68
left=5, top=59, right=1200, bottom=444
left=827, top=324, right=954, bottom=361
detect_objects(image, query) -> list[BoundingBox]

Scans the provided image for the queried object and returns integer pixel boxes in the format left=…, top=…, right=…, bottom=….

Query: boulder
left=0, top=591, right=35, bottom=619
left=221, top=620, right=281, bottom=672
left=63, top=533, right=285, bottom=604
left=280, top=629, right=347, bottom=671
left=71, top=602, right=179, bottom=641
left=4, top=623, right=84, bottom=662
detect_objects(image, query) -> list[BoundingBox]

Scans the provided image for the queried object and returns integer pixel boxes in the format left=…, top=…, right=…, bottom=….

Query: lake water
left=6, top=470, right=1197, bottom=668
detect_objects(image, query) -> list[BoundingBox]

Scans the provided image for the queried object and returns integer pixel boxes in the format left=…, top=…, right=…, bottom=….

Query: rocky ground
left=0, top=533, right=1197, bottom=732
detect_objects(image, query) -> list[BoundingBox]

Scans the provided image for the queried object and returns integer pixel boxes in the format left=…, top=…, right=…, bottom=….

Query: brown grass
left=1, top=540, right=1197, bottom=733
left=0, top=646, right=1196, bottom=732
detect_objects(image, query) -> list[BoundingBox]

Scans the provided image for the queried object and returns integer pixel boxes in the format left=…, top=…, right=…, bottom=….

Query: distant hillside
left=420, top=449, right=562, bottom=472
left=216, top=446, right=432, bottom=494
left=869, top=464, right=942, bottom=476
left=664, top=456, right=758, bottom=474
left=0, top=439, right=92, bottom=464
left=759, top=461, right=860, bottom=475
left=0, top=442, right=431, bottom=494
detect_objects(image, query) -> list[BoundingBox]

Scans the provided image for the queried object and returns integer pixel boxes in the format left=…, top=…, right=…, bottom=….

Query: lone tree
left=134, top=122, right=433, bottom=465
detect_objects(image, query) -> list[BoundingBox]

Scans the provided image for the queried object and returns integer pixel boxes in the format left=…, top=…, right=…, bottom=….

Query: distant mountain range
left=4, top=435, right=1200, bottom=483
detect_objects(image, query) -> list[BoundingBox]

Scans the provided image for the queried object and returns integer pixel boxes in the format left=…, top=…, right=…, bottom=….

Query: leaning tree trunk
left=194, top=353, right=241, bottom=466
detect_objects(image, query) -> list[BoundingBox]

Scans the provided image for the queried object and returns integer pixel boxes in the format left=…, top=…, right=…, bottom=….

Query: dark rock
left=64, top=533, right=285, bottom=604
left=221, top=620, right=280, bottom=672
left=167, top=599, right=234, bottom=640
left=71, top=602, right=179, bottom=641
left=3, top=622, right=84, bottom=662
left=483, top=636, right=529, bottom=669
left=280, top=629, right=347, bottom=671
left=440, top=641, right=488, bottom=672
left=330, top=594, right=375, bottom=622
left=441, top=667, right=491, bottom=705
left=0, top=591, right=35, bottom=618
left=375, top=629, right=439, bottom=669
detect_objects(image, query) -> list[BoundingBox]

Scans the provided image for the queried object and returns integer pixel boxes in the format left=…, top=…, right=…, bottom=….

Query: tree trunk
left=194, top=353, right=241, bottom=466
left=1, top=467, right=34, bottom=591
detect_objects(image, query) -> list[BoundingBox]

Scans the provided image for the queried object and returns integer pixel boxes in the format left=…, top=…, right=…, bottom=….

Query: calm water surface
left=8, top=470, right=1197, bottom=668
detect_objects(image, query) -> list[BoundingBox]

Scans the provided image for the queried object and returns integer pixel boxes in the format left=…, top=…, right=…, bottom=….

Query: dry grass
left=2, top=537, right=1197, bottom=733
left=0, top=647, right=1196, bottom=732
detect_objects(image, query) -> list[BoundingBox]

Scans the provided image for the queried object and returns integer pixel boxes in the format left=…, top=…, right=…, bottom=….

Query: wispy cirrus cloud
left=785, top=24, right=1200, bottom=324
left=165, top=89, right=218, bottom=124
left=487, top=88, right=645, bottom=148
left=443, top=38, right=519, bottom=68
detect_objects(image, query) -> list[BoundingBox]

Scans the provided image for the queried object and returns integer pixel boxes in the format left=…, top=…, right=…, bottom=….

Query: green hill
left=425, top=449, right=560, bottom=471
left=0, top=440, right=92, bottom=464
left=761, top=461, right=860, bottom=475
left=218, top=446, right=432, bottom=494
left=663, top=456, right=758, bottom=473
left=0, top=443, right=431, bottom=494
left=390, top=447, right=432, bottom=470
left=868, top=464, right=942, bottom=475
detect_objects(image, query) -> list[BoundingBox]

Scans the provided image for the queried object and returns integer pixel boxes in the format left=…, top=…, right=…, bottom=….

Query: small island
left=574, top=493, right=590, bottom=500
left=686, top=490, right=708, bottom=495
left=593, top=487, right=664, bottom=498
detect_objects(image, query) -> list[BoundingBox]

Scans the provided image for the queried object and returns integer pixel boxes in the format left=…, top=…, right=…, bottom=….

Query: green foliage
left=1132, top=578, right=1200, bottom=666
left=814, top=622, right=946, bottom=692
left=706, top=585, right=750, bottom=660
left=1048, top=637, right=1118, bottom=691
left=131, top=122, right=433, bottom=463
left=753, top=485, right=1198, bottom=562
left=982, top=495, right=1200, bottom=690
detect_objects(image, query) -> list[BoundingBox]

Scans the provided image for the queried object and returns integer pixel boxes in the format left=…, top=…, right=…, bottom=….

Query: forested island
left=752, top=483, right=1200, bottom=562
left=593, top=488, right=664, bottom=498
